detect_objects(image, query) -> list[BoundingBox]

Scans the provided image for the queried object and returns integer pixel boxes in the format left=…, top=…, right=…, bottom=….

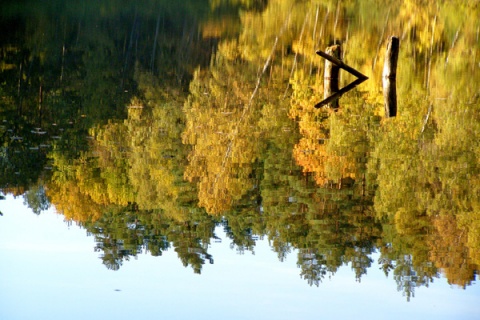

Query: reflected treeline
left=1, top=0, right=479, bottom=300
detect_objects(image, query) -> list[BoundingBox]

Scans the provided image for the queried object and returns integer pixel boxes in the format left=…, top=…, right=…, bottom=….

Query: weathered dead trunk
left=315, top=46, right=368, bottom=109
left=383, top=36, right=399, bottom=117
left=324, top=45, right=341, bottom=109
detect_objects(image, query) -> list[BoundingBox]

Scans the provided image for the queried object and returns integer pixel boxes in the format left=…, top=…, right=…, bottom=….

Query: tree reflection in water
left=0, top=0, right=479, bottom=299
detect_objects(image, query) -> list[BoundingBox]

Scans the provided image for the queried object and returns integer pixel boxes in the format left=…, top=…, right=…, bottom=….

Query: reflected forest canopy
left=1, top=0, right=479, bottom=300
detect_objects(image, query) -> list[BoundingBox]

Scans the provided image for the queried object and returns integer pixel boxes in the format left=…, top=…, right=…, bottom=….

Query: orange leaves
left=293, top=137, right=355, bottom=186
left=293, top=139, right=329, bottom=186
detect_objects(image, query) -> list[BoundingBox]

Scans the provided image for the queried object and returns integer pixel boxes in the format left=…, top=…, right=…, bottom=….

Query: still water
left=1, top=1, right=479, bottom=319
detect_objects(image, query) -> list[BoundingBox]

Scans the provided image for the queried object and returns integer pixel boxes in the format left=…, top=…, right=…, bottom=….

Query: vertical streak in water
left=122, top=8, right=138, bottom=89
left=372, top=8, right=390, bottom=70
left=333, top=1, right=341, bottom=43
left=474, top=25, right=479, bottom=72
left=444, top=28, right=460, bottom=69
left=17, top=61, right=23, bottom=114
left=150, top=13, right=161, bottom=73
left=60, top=20, right=67, bottom=83
left=317, top=10, right=329, bottom=78
left=426, top=15, right=437, bottom=94
left=283, top=11, right=310, bottom=98
left=309, top=5, right=320, bottom=75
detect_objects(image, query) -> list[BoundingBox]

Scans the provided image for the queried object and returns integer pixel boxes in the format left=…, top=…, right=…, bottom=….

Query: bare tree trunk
left=383, top=36, right=399, bottom=117
left=323, top=45, right=341, bottom=109
left=315, top=46, right=368, bottom=109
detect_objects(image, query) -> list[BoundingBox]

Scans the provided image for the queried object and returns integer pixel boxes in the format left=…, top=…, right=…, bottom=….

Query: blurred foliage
left=1, top=0, right=479, bottom=294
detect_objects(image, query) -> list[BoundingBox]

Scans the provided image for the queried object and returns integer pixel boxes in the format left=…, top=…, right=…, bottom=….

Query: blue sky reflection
left=1, top=195, right=479, bottom=320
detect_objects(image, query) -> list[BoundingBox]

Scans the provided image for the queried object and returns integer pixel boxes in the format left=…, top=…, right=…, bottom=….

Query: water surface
left=1, top=1, right=479, bottom=319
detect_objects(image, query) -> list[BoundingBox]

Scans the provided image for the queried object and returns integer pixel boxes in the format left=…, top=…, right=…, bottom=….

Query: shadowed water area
left=1, top=1, right=479, bottom=319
